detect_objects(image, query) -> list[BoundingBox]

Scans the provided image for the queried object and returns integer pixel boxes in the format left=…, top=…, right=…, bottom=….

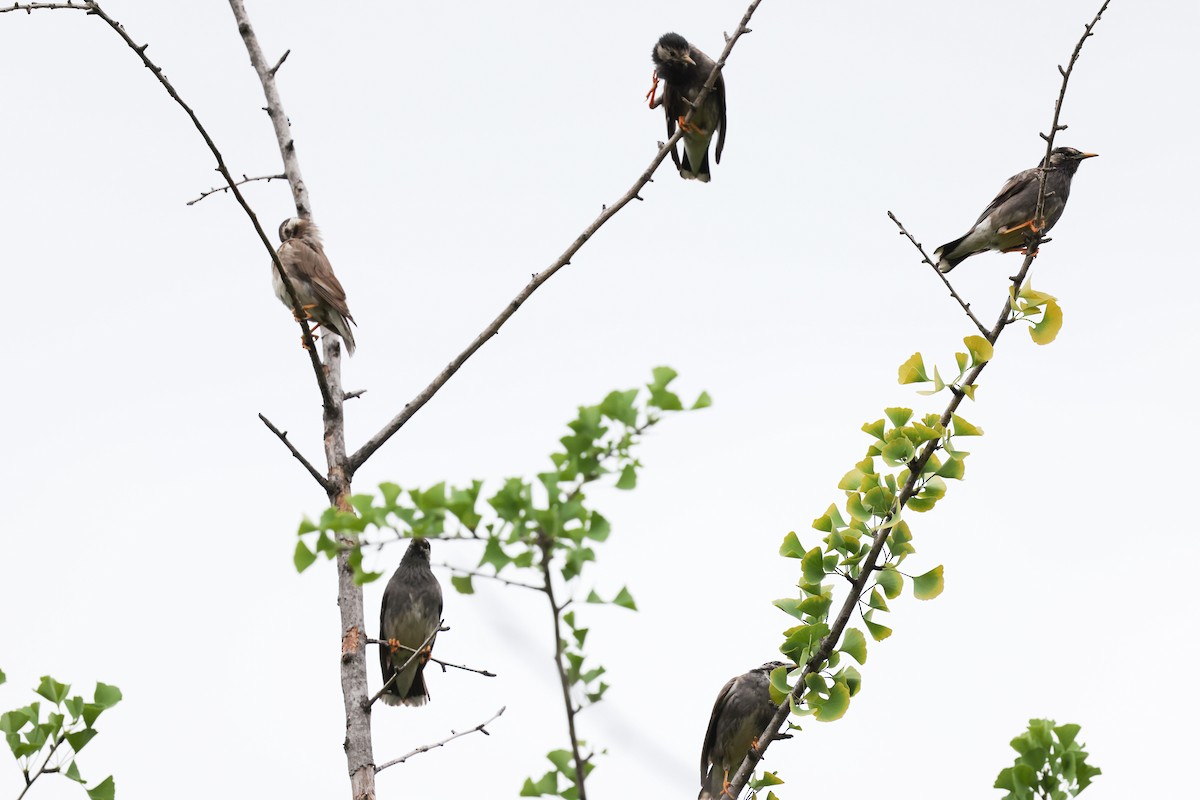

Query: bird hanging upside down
left=649, top=32, right=727, bottom=183
left=934, top=147, right=1098, bottom=273
left=273, top=217, right=357, bottom=355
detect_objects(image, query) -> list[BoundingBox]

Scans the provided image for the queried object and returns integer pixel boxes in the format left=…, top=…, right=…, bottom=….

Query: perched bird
left=699, top=661, right=786, bottom=800
left=934, top=147, right=1098, bottom=273
left=649, top=32, right=726, bottom=182
left=274, top=217, right=357, bottom=355
left=379, top=538, right=443, bottom=707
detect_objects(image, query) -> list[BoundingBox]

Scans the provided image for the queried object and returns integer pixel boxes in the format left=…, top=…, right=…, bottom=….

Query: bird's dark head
left=403, top=537, right=432, bottom=564
left=757, top=661, right=788, bottom=674
left=652, top=33, right=695, bottom=69
left=1047, top=147, right=1098, bottom=174
left=278, top=217, right=321, bottom=244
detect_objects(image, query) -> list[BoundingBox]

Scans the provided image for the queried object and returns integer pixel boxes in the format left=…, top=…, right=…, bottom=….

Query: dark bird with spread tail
left=699, top=661, right=786, bottom=800
left=649, top=32, right=726, bottom=182
left=379, top=538, right=443, bottom=707
left=274, top=217, right=357, bottom=355
left=934, top=147, right=1098, bottom=273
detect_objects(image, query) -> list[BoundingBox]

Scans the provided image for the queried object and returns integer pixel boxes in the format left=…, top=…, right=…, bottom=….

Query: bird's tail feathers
left=680, top=149, right=712, bottom=183
left=326, top=314, right=356, bottom=356
left=399, top=671, right=429, bottom=707
left=934, top=235, right=969, bottom=273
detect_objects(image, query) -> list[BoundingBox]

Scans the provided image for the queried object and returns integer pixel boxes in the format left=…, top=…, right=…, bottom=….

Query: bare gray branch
left=375, top=707, right=506, bottom=774
left=348, top=0, right=766, bottom=475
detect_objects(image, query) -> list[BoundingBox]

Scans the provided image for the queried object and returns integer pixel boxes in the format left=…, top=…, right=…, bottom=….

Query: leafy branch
left=1, top=672, right=121, bottom=800
left=725, top=4, right=1113, bottom=797
left=295, top=368, right=709, bottom=799
left=995, top=720, right=1100, bottom=800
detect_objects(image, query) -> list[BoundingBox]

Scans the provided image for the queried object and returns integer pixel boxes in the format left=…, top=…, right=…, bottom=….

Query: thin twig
left=368, top=623, right=446, bottom=708
left=427, top=656, right=497, bottom=678
left=540, top=538, right=589, bottom=800
left=257, top=413, right=330, bottom=491
left=268, top=48, right=289, bottom=77
left=887, top=211, right=990, bottom=336
left=435, top=561, right=543, bottom=592
left=15, top=732, right=66, bottom=800
left=1, top=2, right=81, bottom=12
left=725, top=4, right=1112, bottom=796
left=375, top=706, right=506, bottom=773
left=187, top=172, right=285, bottom=205
left=366, top=638, right=497, bottom=678
left=1035, top=0, right=1111, bottom=227
left=346, top=0, right=765, bottom=475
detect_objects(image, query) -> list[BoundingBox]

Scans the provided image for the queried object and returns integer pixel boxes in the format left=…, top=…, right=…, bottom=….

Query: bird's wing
left=714, top=70, right=727, bottom=164
left=973, top=167, right=1038, bottom=226
left=281, top=239, right=354, bottom=322
left=662, top=83, right=683, bottom=170
left=424, top=571, right=444, bottom=649
left=379, top=580, right=397, bottom=682
left=701, top=676, right=737, bottom=783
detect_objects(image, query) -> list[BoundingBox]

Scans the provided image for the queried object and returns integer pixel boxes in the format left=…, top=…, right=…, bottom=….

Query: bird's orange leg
left=720, top=769, right=735, bottom=799
left=998, top=220, right=1036, bottom=236
left=298, top=319, right=326, bottom=350
left=291, top=302, right=319, bottom=322
left=677, top=114, right=704, bottom=134
left=645, top=70, right=660, bottom=107
left=387, top=638, right=402, bottom=654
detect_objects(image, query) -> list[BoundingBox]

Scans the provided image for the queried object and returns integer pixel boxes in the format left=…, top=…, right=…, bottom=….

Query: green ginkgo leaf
left=1031, top=298, right=1063, bottom=345
left=839, top=627, right=867, bottom=664
left=913, top=565, right=945, bottom=600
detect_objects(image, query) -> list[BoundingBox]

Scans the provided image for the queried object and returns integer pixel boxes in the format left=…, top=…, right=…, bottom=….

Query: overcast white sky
left=2, top=1, right=1197, bottom=798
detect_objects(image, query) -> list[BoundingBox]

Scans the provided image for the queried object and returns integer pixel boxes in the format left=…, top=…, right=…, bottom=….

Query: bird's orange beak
left=1081, top=152, right=1099, bottom=158
left=683, top=54, right=696, bottom=66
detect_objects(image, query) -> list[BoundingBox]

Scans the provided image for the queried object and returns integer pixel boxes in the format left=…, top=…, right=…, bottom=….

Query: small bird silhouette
left=699, top=661, right=786, bottom=800
left=379, top=538, right=443, bottom=707
left=274, top=217, right=357, bottom=355
left=649, top=33, right=726, bottom=182
left=935, top=147, right=1098, bottom=273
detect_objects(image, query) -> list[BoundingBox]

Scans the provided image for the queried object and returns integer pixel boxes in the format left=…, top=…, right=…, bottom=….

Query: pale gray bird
left=379, top=538, right=443, bottom=707
left=934, top=147, right=1098, bottom=273
left=274, top=217, right=357, bottom=355
left=699, top=661, right=786, bottom=800
left=650, top=32, right=726, bottom=182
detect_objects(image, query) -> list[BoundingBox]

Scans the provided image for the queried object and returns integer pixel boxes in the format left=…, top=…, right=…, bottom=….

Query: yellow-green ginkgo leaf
left=913, top=565, right=945, bottom=600
left=897, top=353, right=928, bottom=385
left=1031, top=298, right=1063, bottom=345
left=964, top=335, right=994, bottom=364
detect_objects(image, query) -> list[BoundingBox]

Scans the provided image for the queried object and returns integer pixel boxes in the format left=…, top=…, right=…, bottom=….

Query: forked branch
left=3, top=0, right=334, bottom=407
